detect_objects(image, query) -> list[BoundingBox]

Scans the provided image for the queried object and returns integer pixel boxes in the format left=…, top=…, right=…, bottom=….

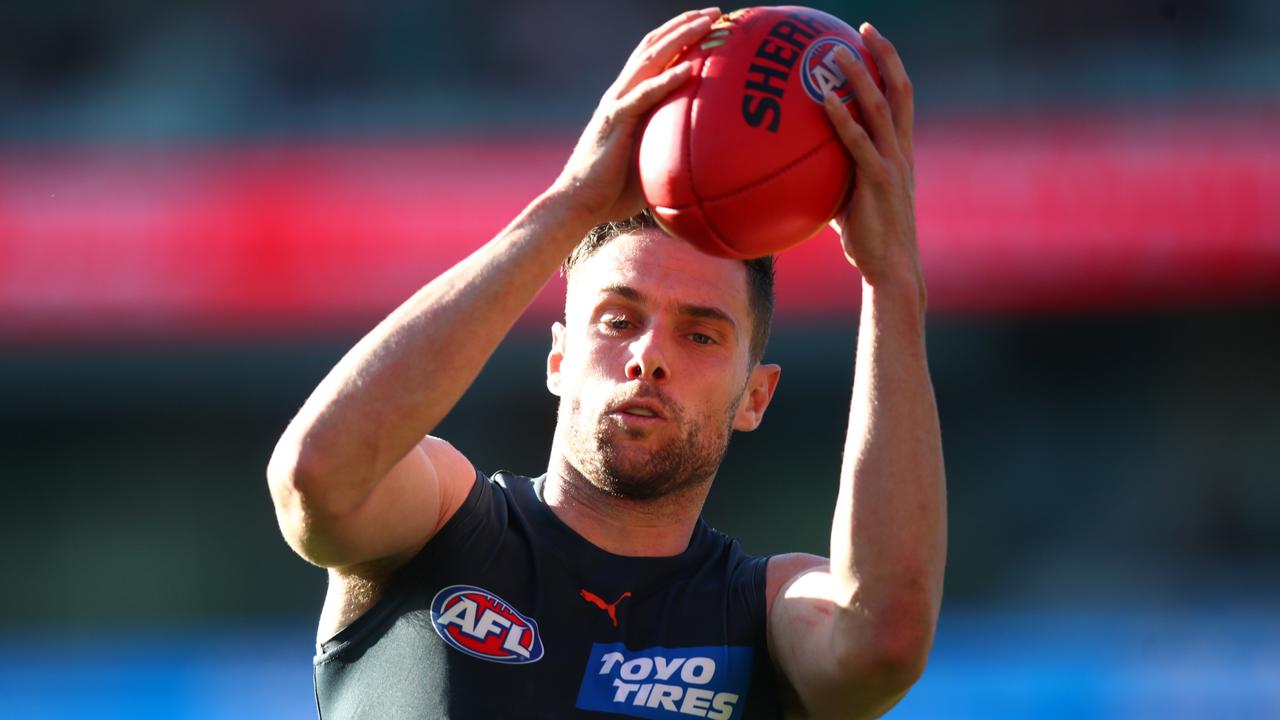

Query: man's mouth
left=606, top=396, right=669, bottom=422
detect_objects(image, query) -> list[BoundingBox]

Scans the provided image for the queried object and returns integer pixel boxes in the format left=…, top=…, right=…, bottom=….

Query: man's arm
left=266, top=9, right=722, bottom=570
left=766, top=23, right=946, bottom=719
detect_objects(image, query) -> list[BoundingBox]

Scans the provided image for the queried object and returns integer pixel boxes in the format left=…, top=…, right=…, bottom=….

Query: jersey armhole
left=315, top=465, right=492, bottom=661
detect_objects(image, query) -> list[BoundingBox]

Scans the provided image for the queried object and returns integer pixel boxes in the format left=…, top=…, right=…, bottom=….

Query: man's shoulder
left=434, top=468, right=550, bottom=546
left=487, top=468, right=535, bottom=491
left=441, top=466, right=539, bottom=512
left=482, top=468, right=543, bottom=511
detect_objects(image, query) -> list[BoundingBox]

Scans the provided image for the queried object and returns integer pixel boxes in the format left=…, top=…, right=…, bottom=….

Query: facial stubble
left=562, top=388, right=742, bottom=501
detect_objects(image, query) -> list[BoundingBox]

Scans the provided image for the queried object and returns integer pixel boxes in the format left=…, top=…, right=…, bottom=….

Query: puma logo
left=579, top=589, right=632, bottom=628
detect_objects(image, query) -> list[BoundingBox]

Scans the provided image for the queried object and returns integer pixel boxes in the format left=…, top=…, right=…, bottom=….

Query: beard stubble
left=562, top=384, right=741, bottom=501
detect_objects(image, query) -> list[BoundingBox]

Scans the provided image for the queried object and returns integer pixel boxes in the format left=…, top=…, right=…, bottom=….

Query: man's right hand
left=551, top=7, right=720, bottom=225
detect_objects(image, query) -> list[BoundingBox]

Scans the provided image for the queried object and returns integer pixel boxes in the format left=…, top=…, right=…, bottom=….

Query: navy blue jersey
left=314, top=469, right=785, bottom=719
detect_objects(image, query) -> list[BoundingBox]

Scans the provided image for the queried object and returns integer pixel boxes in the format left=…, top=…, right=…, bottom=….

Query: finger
left=634, top=7, right=720, bottom=58
left=860, top=22, right=914, bottom=164
left=632, top=13, right=716, bottom=74
left=610, top=14, right=712, bottom=100
left=823, top=89, right=884, bottom=180
left=833, top=45, right=900, bottom=159
left=605, top=13, right=714, bottom=109
left=616, top=60, right=696, bottom=119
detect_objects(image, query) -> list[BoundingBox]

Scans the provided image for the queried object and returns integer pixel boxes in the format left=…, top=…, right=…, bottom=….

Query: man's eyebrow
left=676, top=303, right=738, bottom=334
left=601, top=285, right=644, bottom=304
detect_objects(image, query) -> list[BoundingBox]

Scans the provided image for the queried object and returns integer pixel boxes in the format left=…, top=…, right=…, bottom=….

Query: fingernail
left=837, top=46, right=856, bottom=63
left=861, top=21, right=880, bottom=36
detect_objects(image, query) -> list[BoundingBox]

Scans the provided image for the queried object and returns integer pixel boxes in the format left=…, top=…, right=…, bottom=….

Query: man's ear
left=547, top=321, right=566, bottom=396
left=733, top=363, right=781, bottom=431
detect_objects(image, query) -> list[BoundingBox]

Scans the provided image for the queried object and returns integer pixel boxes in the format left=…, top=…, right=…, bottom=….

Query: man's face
left=548, top=229, right=777, bottom=500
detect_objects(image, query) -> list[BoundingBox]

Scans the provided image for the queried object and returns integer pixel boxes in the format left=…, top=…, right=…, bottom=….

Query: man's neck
left=543, top=449, right=711, bottom=557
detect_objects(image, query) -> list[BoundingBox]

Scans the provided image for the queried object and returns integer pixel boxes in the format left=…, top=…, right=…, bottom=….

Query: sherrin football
left=638, top=6, right=882, bottom=259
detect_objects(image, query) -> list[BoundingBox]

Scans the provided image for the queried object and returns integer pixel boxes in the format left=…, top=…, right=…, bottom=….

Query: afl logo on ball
left=800, top=37, right=859, bottom=104
left=430, top=584, right=544, bottom=664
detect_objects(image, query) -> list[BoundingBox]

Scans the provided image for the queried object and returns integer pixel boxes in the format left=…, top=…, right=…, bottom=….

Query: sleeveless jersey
left=313, top=469, right=785, bottom=719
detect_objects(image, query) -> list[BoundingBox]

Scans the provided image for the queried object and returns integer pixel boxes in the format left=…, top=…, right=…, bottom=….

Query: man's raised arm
left=766, top=23, right=947, bottom=719
left=266, top=9, right=722, bottom=570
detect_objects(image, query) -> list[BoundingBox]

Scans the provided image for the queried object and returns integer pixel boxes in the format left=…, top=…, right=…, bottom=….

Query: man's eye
left=690, top=333, right=715, bottom=345
left=605, top=318, right=632, bottom=330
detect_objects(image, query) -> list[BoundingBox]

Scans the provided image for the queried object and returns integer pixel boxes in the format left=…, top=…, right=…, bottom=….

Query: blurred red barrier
left=1, top=113, right=1277, bottom=342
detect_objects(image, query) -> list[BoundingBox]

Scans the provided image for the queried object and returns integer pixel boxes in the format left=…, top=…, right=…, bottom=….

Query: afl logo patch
left=800, top=37, right=859, bottom=104
left=430, top=584, right=544, bottom=664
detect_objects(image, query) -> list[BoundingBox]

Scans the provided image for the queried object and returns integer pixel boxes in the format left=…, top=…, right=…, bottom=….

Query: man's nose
left=625, top=331, right=668, bottom=382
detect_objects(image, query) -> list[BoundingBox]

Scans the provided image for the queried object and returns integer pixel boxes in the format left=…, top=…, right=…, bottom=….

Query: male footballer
left=268, top=8, right=945, bottom=718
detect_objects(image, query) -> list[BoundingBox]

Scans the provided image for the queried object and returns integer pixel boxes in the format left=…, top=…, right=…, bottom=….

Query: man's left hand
left=822, top=23, right=920, bottom=293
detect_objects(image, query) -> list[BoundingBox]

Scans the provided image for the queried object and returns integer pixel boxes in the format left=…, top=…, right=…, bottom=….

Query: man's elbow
left=834, top=599, right=936, bottom=700
left=801, top=612, right=932, bottom=720
left=267, top=433, right=365, bottom=519
left=266, top=438, right=364, bottom=567
left=864, top=612, right=933, bottom=692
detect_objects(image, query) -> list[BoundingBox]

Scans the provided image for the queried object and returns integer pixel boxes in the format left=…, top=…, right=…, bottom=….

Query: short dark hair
left=562, top=209, right=774, bottom=364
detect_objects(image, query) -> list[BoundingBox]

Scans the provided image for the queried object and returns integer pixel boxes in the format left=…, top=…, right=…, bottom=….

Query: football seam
left=699, top=135, right=842, bottom=204
left=685, top=52, right=706, bottom=205
left=684, top=50, right=742, bottom=257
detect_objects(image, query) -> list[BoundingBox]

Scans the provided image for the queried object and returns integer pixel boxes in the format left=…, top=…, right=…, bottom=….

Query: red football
left=639, top=6, right=882, bottom=259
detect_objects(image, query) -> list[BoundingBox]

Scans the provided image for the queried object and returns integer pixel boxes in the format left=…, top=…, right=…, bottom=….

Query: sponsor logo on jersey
left=429, top=584, right=544, bottom=664
left=576, top=643, right=752, bottom=719
left=800, top=37, right=859, bottom=104
left=580, top=588, right=632, bottom=627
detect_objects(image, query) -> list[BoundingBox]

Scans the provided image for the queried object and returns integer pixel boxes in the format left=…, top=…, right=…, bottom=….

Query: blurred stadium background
left=2, top=0, right=1278, bottom=717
